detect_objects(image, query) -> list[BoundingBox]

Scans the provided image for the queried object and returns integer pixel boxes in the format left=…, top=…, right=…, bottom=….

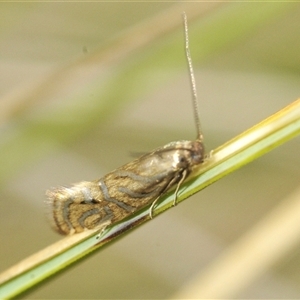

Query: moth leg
left=149, top=195, right=160, bottom=219
left=149, top=169, right=188, bottom=219
left=172, top=169, right=188, bottom=207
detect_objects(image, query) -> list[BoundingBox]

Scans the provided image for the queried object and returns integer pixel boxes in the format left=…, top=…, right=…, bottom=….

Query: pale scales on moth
left=46, top=13, right=205, bottom=235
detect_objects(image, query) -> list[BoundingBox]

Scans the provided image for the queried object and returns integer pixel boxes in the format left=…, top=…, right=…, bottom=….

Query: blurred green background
left=0, top=2, right=299, bottom=298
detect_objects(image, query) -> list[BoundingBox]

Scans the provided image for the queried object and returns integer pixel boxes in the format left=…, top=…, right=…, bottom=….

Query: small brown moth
left=46, top=13, right=205, bottom=235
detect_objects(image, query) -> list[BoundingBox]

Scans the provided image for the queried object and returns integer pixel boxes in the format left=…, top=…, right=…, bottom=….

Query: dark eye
left=178, top=156, right=188, bottom=168
left=180, top=156, right=186, bottom=163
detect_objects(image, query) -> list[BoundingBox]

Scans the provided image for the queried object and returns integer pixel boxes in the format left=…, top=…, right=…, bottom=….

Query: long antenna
left=182, top=12, right=203, bottom=142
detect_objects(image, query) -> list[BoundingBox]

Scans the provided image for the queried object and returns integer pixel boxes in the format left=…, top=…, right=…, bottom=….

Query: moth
left=46, top=13, right=205, bottom=235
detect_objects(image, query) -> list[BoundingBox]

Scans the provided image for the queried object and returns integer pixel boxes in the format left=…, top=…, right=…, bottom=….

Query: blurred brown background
left=0, top=2, right=299, bottom=299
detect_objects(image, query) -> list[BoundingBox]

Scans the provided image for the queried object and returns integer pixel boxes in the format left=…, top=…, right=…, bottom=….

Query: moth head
left=160, top=140, right=205, bottom=171
left=175, top=140, right=204, bottom=169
